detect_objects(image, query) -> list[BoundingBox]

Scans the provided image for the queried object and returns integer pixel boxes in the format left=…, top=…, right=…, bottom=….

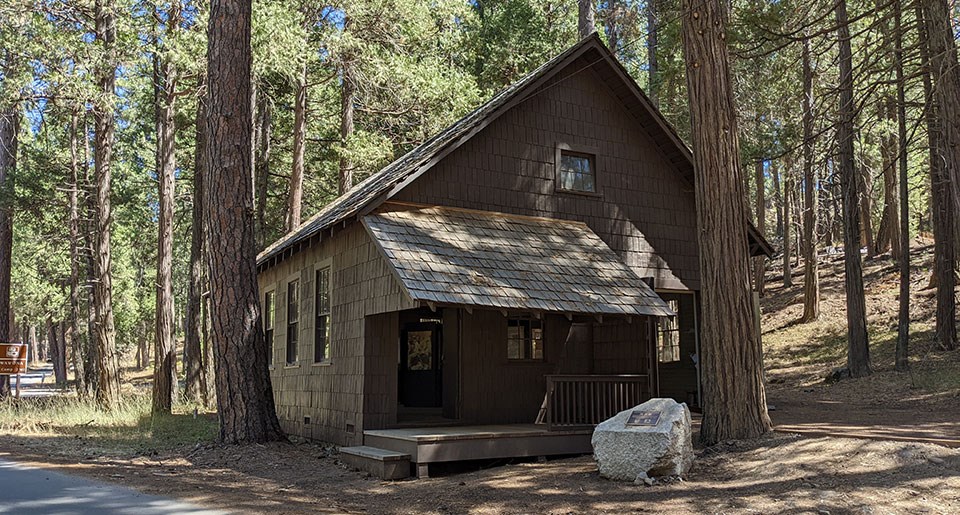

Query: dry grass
left=0, top=394, right=218, bottom=457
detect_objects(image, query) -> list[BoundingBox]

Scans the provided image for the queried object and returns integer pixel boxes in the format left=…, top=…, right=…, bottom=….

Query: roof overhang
left=362, top=206, right=675, bottom=318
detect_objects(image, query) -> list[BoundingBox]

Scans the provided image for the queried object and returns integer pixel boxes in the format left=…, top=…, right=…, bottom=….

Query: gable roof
left=363, top=206, right=675, bottom=317
left=258, top=34, right=772, bottom=270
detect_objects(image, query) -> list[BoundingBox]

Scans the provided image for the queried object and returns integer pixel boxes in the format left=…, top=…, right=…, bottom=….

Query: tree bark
left=578, top=0, right=595, bottom=38
left=894, top=0, right=909, bottom=370
left=783, top=161, right=794, bottom=287
left=0, top=108, right=16, bottom=398
left=82, top=114, right=98, bottom=393
left=67, top=110, right=87, bottom=395
left=49, top=318, right=67, bottom=386
left=753, top=159, right=765, bottom=295
left=918, top=0, right=957, bottom=351
left=27, top=323, right=37, bottom=364
left=152, top=6, right=181, bottom=413
left=859, top=163, right=876, bottom=259
left=647, top=0, right=659, bottom=107
left=254, top=90, right=271, bottom=247
left=681, top=0, right=771, bottom=445
left=875, top=98, right=901, bottom=259
left=801, top=36, right=820, bottom=322
left=185, top=77, right=207, bottom=406
left=923, top=0, right=960, bottom=219
left=205, top=0, right=285, bottom=443
left=93, top=0, right=123, bottom=409
left=339, top=55, right=355, bottom=195
left=202, top=292, right=215, bottom=409
left=836, top=0, right=871, bottom=377
left=288, top=64, right=307, bottom=231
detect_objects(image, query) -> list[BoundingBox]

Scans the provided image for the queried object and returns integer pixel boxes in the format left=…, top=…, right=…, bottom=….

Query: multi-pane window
left=558, top=150, right=596, bottom=193
left=314, top=267, right=331, bottom=363
left=658, top=299, right=681, bottom=363
left=507, top=317, right=544, bottom=360
left=264, top=290, right=275, bottom=366
left=286, top=279, right=299, bottom=365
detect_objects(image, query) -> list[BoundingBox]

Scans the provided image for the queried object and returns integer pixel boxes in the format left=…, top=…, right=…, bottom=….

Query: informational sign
left=0, top=343, right=27, bottom=375
left=625, top=410, right=662, bottom=427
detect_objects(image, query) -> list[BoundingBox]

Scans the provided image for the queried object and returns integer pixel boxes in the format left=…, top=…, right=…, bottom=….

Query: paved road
left=0, top=459, right=227, bottom=514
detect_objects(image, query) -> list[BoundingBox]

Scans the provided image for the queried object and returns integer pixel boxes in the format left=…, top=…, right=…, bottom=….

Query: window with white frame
left=314, top=267, right=331, bottom=363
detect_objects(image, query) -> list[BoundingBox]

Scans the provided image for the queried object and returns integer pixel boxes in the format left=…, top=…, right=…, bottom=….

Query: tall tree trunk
left=339, top=57, right=355, bottom=195
left=0, top=108, right=16, bottom=398
left=771, top=162, right=784, bottom=238
left=924, top=0, right=960, bottom=219
left=254, top=91, right=271, bottom=247
left=876, top=104, right=901, bottom=258
left=578, top=0, right=595, bottom=38
left=49, top=318, right=67, bottom=386
left=202, top=292, right=215, bottom=409
left=27, top=323, right=37, bottom=364
left=859, top=164, right=876, bottom=259
left=68, top=110, right=87, bottom=395
left=288, top=64, right=307, bottom=231
left=93, top=0, right=122, bottom=409
left=801, top=36, right=820, bottom=322
left=205, top=0, right=285, bottom=443
left=836, top=0, right=871, bottom=377
left=681, top=0, right=771, bottom=445
left=152, top=8, right=180, bottom=413
left=30, top=325, right=40, bottom=361
left=753, top=159, right=766, bottom=295
left=647, top=0, right=659, bottom=106
left=894, top=0, right=909, bottom=370
left=185, top=78, right=207, bottom=405
left=919, top=0, right=957, bottom=351
left=783, top=161, right=794, bottom=287
left=82, top=114, right=98, bottom=394
left=603, top=0, right=621, bottom=52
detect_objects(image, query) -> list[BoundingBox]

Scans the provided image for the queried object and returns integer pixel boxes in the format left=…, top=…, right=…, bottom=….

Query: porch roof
left=362, top=206, right=675, bottom=318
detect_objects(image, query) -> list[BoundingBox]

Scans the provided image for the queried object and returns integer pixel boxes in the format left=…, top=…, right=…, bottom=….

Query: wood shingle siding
left=257, top=223, right=416, bottom=445
left=392, top=63, right=701, bottom=290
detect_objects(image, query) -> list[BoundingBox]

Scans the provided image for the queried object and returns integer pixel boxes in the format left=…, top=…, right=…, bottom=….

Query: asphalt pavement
left=0, top=458, right=226, bottom=514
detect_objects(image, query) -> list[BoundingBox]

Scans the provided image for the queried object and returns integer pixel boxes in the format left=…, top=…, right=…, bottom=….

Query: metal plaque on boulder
left=625, top=410, right=661, bottom=427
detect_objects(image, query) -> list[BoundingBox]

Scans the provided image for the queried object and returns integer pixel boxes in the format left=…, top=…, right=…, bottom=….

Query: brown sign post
left=0, top=343, right=28, bottom=398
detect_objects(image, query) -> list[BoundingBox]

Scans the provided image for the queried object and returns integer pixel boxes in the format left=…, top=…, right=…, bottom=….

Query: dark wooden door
left=399, top=322, right=441, bottom=408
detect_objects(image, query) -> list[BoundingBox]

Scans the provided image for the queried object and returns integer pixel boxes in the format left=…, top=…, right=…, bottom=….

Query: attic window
left=558, top=150, right=596, bottom=193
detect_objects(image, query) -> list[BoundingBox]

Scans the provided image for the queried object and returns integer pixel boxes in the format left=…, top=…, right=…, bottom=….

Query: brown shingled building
left=256, top=34, right=772, bottom=478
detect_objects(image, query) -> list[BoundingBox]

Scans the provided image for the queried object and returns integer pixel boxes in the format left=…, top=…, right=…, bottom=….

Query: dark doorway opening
left=399, top=317, right=442, bottom=412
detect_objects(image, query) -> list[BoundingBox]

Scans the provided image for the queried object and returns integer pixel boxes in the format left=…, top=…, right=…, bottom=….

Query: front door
left=399, top=322, right=441, bottom=408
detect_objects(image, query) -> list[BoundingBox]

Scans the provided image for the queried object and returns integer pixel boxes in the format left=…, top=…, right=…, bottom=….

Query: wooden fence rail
left=544, top=374, right=650, bottom=430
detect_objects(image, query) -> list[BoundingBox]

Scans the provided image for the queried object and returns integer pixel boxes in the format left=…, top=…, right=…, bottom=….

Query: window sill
left=311, top=361, right=333, bottom=367
left=284, top=364, right=301, bottom=369
left=556, top=187, right=602, bottom=198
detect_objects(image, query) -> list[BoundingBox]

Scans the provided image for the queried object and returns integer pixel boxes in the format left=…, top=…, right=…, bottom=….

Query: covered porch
left=350, top=206, right=679, bottom=477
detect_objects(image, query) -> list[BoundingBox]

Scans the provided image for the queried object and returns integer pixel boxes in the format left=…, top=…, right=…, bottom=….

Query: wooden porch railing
left=543, top=374, right=651, bottom=430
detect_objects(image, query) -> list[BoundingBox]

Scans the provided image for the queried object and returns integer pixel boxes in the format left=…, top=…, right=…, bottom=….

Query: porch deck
left=362, top=424, right=593, bottom=477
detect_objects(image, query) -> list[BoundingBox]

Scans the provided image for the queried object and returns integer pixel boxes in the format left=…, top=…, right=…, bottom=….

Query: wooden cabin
left=256, top=34, right=773, bottom=477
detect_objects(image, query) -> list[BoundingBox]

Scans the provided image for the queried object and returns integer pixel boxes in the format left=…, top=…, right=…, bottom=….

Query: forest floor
left=762, top=241, right=960, bottom=446
left=0, top=242, right=958, bottom=514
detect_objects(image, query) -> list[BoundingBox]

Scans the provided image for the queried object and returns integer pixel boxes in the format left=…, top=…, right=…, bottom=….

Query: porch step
left=339, top=446, right=411, bottom=480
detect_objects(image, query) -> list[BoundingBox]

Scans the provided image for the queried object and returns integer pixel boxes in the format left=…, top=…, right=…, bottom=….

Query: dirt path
left=2, top=431, right=958, bottom=514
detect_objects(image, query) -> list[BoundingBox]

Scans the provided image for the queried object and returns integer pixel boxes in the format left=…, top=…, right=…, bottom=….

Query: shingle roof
left=362, top=207, right=675, bottom=317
